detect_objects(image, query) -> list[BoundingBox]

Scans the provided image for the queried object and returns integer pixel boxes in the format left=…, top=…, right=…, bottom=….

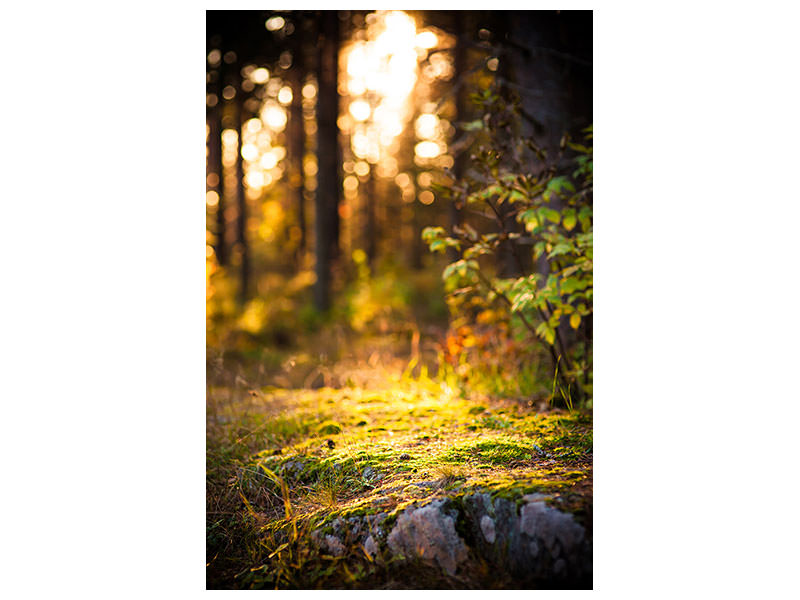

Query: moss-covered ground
left=207, top=354, right=592, bottom=589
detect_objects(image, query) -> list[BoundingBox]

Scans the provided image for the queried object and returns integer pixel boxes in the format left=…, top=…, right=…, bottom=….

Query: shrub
left=423, top=86, right=592, bottom=406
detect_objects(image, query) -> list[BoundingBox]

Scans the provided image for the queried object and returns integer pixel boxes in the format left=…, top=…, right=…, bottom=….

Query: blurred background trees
left=206, top=10, right=592, bottom=406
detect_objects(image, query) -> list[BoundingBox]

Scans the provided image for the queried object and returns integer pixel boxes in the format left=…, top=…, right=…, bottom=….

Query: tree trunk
left=493, top=12, right=527, bottom=278
left=448, top=12, right=470, bottom=265
left=365, top=172, right=376, bottom=265
left=287, top=66, right=306, bottom=265
left=235, top=100, right=249, bottom=305
left=313, top=10, right=340, bottom=312
left=208, top=103, right=226, bottom=266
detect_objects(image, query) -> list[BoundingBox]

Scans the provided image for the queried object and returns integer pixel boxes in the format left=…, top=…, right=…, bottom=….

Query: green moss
left=209, top=379, right=592, bottom=588
left=442, top=438, right=535, bottom=465
left=318, top=421, right=343, bottom=435
left=476, top=415, right=512, bottom=430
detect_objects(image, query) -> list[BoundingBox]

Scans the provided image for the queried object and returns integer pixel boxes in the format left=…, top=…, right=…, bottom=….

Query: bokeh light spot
left=265, top=16, right=285, bottom=31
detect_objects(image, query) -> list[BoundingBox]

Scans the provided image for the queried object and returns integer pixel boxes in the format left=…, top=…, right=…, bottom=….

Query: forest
left=206, top=9, right=593, bottom=589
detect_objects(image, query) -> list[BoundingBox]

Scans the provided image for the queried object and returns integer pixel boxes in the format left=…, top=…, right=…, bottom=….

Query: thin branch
left=484, top=197, right=584, bottom=402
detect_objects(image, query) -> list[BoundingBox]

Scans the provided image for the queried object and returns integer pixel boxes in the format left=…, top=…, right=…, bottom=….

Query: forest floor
left=206, top=331, right=593, bottom=589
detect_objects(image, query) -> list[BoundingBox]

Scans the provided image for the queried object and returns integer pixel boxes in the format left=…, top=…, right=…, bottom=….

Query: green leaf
left=464, top=245, right=490, bottom=259
left=546, top=176, right=575, bottom=196
left=548, top=242, right=573, bottom=259
left=462, top=120, right=484, bottom=131
left=562, top=208, right=577, bottom=231
left=560, top=276, right=590, bottom=294
left=422, top=226, right=445, bottom=243
left=508, top=189, right=527, bottom=203
left=518, top=209, right=538, bottom=227
left=567, top=142, right=591, bottom=153
left=442, top=262, right=459, bottom=282
left=468, top=184, right=505, bottom=204
left=510, top=291, right=533, bottom=313
left=535, top=321, right=555, bottom=345
left=578, top=206, right=592, bottom=231
left=430, top=239, right=446, bottom=253
left=539, top=207, right=561, bottom=225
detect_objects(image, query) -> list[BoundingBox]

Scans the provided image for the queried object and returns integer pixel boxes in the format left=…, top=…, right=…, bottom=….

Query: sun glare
left=250, top=68, right=270, bottom=84
left=265, top=16, right=285, bottom=31
left=415, top=30, right=438, bottom=49
left=414, top=140, right=441, bottom=159
left=210, top=10, right=454, bottom=244
left=343, top=11, right=423, bottom=166
left=339, top=10, right=453, bottom=187
left=415, top=113, right=439, bottom=140
left=277, top=86, right=293, bottom=105
left=262, top=103, right=287, bottom=131
left=349, top=99, right=371, bottom=122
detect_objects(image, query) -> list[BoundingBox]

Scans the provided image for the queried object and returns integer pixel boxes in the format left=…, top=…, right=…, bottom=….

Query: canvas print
left=206, top=10, right=592, bottom=589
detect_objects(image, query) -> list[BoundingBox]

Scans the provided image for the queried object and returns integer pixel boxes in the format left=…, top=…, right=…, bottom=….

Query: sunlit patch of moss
left=209, top=377, right=592, bottom=588
left=442, top=437, right=536, bottom=465
left=317, top=420, right=343, bottom=435
left=475, top=415, right=512, bottom=429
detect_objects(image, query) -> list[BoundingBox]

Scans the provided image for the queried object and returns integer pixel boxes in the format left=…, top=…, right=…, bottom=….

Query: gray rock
left=330, top=517, right=345, bottom=536
left=364, top=534, right=379, bottom=558
left=386, top=499, right=468, bottom=576
left=554, top=558, right=566, bottom=576
left=307, top=491, right=590, bottom=584
left=461, top=492, right=590, bottom=583
left=310, top=529, right=345, bottom=557
left=519, top=501, right=585, bottom=557
left=480, top=515, right=496, bottom=544
left=324, top=534, right=345, bottom=557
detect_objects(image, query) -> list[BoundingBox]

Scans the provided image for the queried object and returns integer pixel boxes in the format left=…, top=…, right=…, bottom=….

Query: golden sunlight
left=261, top=103, right=287, bottom=131
left=250, top=68, right=270, bottom=84
left=414, top=140, right=441, bottom=159
left=265, top=16, right=285, bottom=31
left=415, top=30, right=438, bottom=49
left=349, top=99, right=371, bottom=122
left=277, top=86, right=293, bottom=105
left=343, top=10, right=423, bottom=167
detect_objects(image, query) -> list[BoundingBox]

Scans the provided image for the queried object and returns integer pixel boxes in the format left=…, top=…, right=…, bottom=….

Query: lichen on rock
left=386, top=499, right=468, bottom=576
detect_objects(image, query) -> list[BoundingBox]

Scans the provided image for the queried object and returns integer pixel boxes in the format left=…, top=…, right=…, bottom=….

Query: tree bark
left=493, top=11, right=527, bottom=278
left=207, top=101, right=226, bottom=266
left=235, top=99, right=249, bottom=305
left=313, top=11, right=341, bottom=312
left=448, top=12, right=470, bottom=265
left=287, top=66, right=306, bottom=265
left=364, top=173, right=376, bottom=265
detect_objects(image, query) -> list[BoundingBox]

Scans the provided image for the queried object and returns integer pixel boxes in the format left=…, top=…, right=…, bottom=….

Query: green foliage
left=339, top=250, right=413, bottom=333
left=423, top=88, right=593, bottom=406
